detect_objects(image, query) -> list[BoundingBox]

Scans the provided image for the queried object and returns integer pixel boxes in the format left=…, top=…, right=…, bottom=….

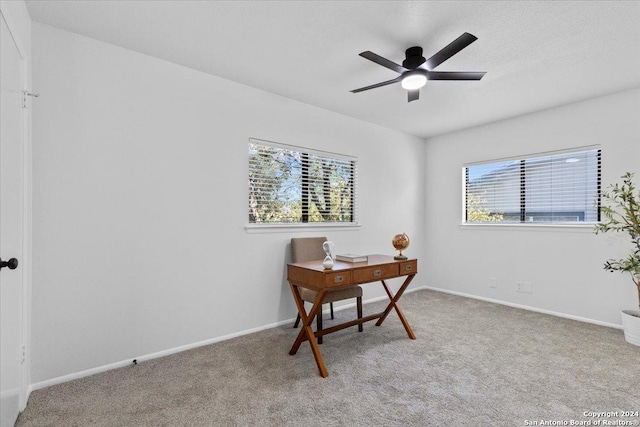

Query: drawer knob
left=405, top=265, right=413, bottom=271
left=334, top=276, right=344, bottom=283
left=373, top=269, right=382, bottom=277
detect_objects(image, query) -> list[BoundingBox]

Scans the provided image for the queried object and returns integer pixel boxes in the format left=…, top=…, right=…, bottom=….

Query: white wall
left=30, top=23, right=426, bottom=385
left=0, top=0, right=30, bottom=55
left=425, top=88, right=640, bottom=326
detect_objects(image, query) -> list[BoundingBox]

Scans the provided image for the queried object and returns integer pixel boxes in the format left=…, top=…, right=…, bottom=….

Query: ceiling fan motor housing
left=402, top=46, right=426, bottom=69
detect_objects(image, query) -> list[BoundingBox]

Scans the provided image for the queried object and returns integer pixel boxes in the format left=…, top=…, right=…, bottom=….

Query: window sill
left=459, top=222, right=598, bottom=232
left=245, top=223, right=362, bottom=234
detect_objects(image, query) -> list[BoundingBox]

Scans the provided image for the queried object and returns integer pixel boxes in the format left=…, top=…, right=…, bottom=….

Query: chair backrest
left=291, top=237, right=328, bottom=263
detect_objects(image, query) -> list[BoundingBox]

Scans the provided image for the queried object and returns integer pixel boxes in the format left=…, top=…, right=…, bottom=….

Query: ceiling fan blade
left=424, top=32, right=478, bottom=70
left=359, top=51, right=408, bottom=74
left=408, top=89, right=420, bottom=102
left=426, top=71, right=486, bottom=80
left=350, top=76, right=403, bottom=93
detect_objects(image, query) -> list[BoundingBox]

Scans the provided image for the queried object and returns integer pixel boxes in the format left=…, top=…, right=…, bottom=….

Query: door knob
left=0, top=258, right=18, bottom=270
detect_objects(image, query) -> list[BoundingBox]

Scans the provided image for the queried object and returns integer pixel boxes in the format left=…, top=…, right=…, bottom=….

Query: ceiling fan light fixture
left=401, top=74, right=427, bottom=90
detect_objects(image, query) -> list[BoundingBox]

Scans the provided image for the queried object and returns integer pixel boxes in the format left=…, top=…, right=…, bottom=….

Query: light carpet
left=16, top=290, right=640, bottom=426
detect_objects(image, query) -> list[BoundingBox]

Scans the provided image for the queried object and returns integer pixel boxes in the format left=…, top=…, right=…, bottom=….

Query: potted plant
left=595, top=172, right=640, bottom=346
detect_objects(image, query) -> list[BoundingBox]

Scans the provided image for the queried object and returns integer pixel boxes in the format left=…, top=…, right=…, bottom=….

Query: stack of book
left=335, top=254, right=368, bottom=263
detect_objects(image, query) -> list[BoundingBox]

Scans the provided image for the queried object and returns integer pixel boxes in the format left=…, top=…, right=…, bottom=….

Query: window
left=464, top=148, right=601, bottom=224
left=248, top=138, right=357, bottom=225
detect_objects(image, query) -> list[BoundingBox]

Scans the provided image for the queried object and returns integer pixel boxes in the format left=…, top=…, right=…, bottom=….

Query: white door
left=0, top=12, right=25, bottom=427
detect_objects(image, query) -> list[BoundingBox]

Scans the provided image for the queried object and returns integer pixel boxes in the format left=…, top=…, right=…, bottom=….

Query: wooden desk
left=287, top=254, right=417, bottom=377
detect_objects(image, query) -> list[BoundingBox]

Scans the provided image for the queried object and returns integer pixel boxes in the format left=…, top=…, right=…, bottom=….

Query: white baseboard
left=34, top=284, right=614, bottom=392
left=423, top=286, right=623, bottom=330
left=29, top=317, right=296, bottom=392
left=30, top=285, right=429, bottom=392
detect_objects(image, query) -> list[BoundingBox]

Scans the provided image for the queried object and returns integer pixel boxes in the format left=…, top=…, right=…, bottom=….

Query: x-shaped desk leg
left=375, top=274, right=416, bottom=340
left=288, top=282, right=329, bottom=378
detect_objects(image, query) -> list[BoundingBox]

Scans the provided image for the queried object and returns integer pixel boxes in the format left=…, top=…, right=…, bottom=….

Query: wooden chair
left=291, top=237, right=363, bottom=344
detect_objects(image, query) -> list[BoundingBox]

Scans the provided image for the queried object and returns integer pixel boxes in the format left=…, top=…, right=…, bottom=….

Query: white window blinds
left=465, top=148, right=601, bottom=224
left=248, top=138, right=357, bottom=224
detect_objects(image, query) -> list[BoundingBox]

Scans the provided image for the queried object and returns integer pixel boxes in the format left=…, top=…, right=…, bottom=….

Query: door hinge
left=22, top=91, right=39, bottom=108
left=19, top=345, right=26, bottom=364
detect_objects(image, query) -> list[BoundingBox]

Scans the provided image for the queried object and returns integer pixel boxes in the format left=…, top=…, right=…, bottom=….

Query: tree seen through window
left=248, top=141, right=356, bottom=224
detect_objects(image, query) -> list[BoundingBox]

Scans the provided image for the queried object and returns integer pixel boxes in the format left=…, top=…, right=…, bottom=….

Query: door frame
left=0, top=2, right=32, bottom=411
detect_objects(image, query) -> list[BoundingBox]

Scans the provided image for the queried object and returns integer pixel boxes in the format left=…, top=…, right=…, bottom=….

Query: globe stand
left=394, top=251, right=407, bottom=261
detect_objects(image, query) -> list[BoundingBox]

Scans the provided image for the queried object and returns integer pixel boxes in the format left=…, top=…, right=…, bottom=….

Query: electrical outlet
left=516, top=281, right=533, bottom=294
left=489, top=277, right=497, bottom=289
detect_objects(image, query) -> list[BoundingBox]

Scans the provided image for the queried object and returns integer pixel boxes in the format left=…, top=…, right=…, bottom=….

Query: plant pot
left=621, top=310, right=640, bottom=346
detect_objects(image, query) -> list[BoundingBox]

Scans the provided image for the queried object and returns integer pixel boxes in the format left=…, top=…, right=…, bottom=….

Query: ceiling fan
left=351, top=32, right=486, bottom=102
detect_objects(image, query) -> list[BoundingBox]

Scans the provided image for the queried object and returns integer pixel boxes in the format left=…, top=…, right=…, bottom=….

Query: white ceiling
left=25, top=1, right=640, bottom=139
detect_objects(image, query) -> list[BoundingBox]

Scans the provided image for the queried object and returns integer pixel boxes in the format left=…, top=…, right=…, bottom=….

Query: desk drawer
left=353, top=264, right=398, bottom=283
left=399, top=260, right=417, bottom=275
left=325, top=271, right=352, bottom=288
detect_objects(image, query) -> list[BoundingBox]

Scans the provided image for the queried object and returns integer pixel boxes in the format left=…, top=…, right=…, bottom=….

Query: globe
left=392, top=233, right=410, bottom=260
